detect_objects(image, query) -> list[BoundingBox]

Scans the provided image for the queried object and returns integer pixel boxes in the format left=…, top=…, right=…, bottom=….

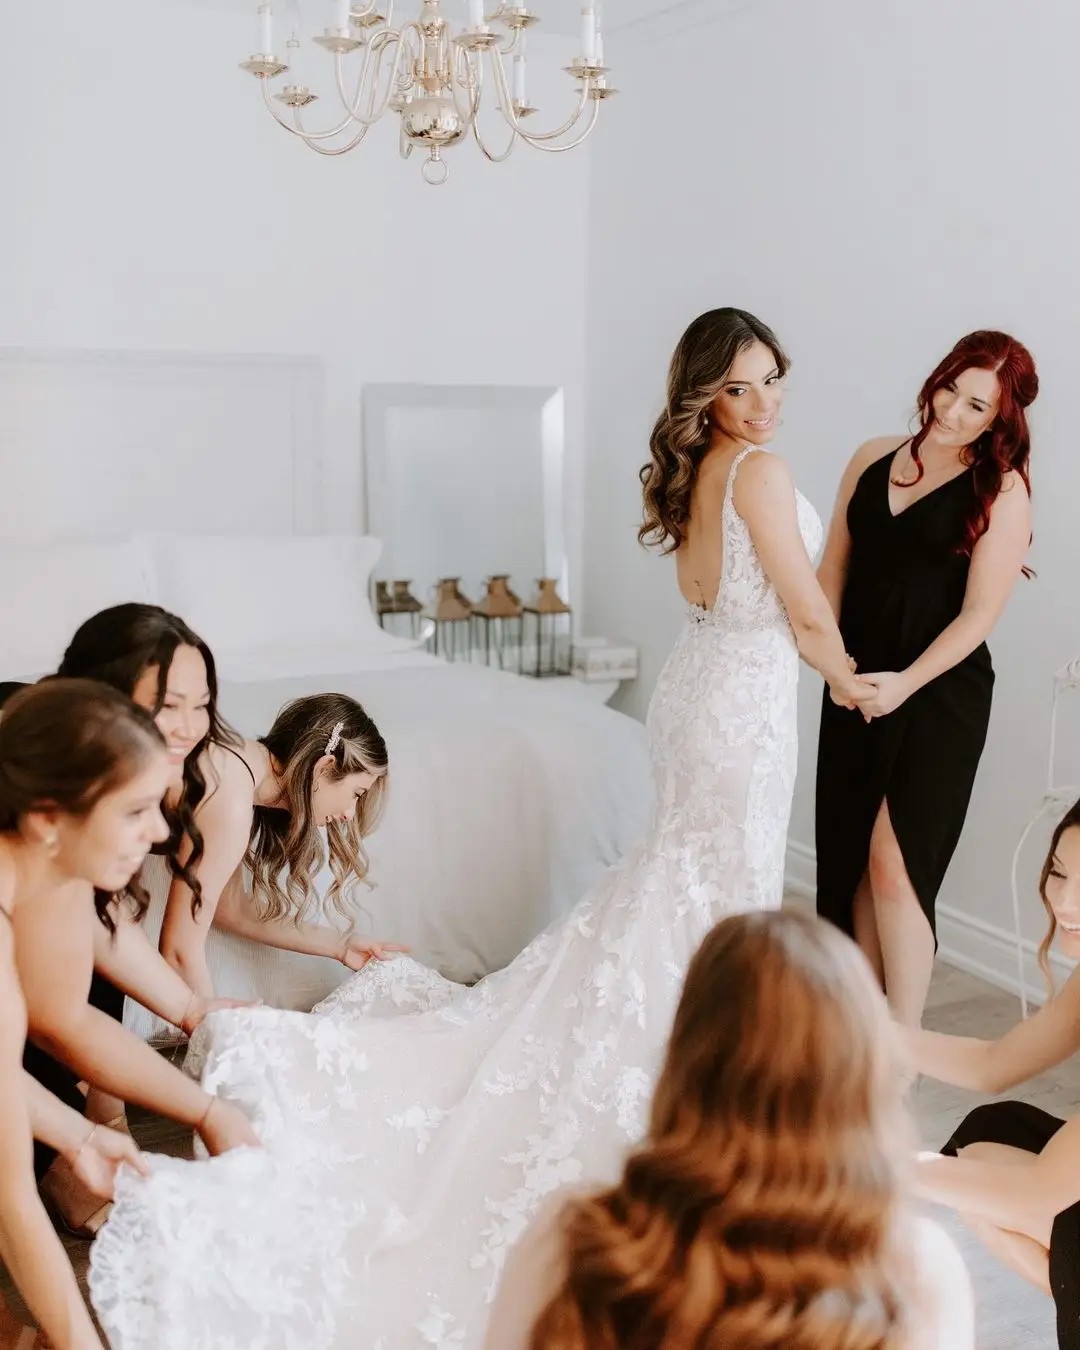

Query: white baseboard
left=784, top=840, right=1071, bottom=1008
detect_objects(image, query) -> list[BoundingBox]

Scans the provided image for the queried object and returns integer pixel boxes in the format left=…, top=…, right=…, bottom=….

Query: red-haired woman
left=815, top=331, right=1037, bottom=1027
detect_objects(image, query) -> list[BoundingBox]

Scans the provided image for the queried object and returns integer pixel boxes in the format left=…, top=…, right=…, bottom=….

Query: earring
left=45, top=832, right=59, bottom=856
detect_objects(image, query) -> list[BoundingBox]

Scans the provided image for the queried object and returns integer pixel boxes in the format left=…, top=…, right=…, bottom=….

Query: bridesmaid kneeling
left=906, top=798, right=1080, bottom=1349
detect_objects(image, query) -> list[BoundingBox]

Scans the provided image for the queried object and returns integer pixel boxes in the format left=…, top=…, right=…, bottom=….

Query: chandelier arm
left=489, top=48, right=592, bottom=142
left=515, top=97, right=600, bottom=151
left=257, top=40, right=404, bottom=143
left=448, top=46, right=480, bottom=126
left=492, top=25, right=520, bottom=57
left=294, top=120, right=372, bottom=154
left=472, top=123, right=519, bottom=162
left=306, top=25, right=414, bottom=139
left=333, top=44, right=378, bottom=119
left=348, top=28, right=414, bottom=125
left=464, top=51, right=518, bottom=160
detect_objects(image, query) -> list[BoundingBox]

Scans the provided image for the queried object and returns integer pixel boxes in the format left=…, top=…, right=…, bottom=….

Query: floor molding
left=784, top=839, right=1069, bottom=1009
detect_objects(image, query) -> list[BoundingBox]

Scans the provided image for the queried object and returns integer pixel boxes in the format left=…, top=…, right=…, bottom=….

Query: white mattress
left=124, top=653, right=652, bottom=1040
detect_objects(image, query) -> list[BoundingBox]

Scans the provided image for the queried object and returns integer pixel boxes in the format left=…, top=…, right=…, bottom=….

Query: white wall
left=583, top=0, right=1080, bottom=993
left=0, top=0, right=591, bottom=607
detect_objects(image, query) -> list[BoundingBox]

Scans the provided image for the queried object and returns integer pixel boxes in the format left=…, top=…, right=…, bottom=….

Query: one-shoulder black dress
left=815, top=445, right=994, bottom=944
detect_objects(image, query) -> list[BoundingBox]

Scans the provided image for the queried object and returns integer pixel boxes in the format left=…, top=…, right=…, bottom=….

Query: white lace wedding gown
left=90, top=447, right=822, bottom=1350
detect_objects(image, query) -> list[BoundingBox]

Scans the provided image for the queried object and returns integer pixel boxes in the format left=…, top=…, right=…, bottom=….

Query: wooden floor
left=3, top=966, right=1075, bottom=1348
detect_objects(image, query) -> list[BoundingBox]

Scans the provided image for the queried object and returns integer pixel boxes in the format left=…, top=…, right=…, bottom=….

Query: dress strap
left=220, top=741, right=257, bottom=788
left=724, top=444, right=765, bottom=512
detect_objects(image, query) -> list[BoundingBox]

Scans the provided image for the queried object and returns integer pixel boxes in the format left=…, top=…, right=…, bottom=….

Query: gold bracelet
left=179, top=992, right=200, bottom=1037
left=73, top=1122, right=99, bottom=1161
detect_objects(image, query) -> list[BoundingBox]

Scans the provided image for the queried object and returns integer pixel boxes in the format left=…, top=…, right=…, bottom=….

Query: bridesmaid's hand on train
left=180, top=994, right=260, bottom=1038
left=856, top=671, right=912, bottom=720
left=66, top=1121, right=150, bottom=1196
left=340, top=936, right=411, bottom=971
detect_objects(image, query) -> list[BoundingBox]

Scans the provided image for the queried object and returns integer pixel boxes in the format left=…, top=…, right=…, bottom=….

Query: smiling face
left=130, top=644, right=211, bottom=788
left=928, top=366, right=1000, bottom=450
left=51, top=752, right=173, bottom=892
left=311, top=761, right=385, bottom=827
left=707, top=340, right=786, bottom=446
left=1045, top=826, right=1080, bottom=960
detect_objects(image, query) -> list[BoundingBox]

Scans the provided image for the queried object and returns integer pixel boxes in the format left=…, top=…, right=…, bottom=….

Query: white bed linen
left=124, top=651, right=651, bottom=1040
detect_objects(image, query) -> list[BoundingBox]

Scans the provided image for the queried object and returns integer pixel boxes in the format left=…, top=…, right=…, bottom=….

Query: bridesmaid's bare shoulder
left=849, top=435, right=907, bottom=475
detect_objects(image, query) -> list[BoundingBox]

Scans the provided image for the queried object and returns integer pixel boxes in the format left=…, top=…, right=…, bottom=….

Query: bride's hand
left=829, top=673, right=877, bottom=711
left=196, top=1097, right=261, bottom=1154
left=339, top=936, right=410, bottom=972
left=856, top=671, right=914, bottom=721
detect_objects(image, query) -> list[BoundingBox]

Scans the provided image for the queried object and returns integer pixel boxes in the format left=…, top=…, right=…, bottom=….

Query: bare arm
left=15, top=886, right=258, bottom=1151
left=0, top=920, right=104, bottom=1350
left=900, top=965, right=1080, bottom=1094
left=214, top=871, right=408, bottom=969
left=214, top=873, right=340, bottom=958
left=158, top=747, right=255, bottom=999
left=93, top=903, right=203, bottom=1030
left=817, top=437, right=900, bottom=618
left=734, top=451, right=867, bottom=700
left=94, top=905, right=251, bottom=1033
left=914, top=1110, right=1080, bottom=1234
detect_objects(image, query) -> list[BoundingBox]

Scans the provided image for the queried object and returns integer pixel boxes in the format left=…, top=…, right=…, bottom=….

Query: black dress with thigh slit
left=815, top=445, right=994, bottom=945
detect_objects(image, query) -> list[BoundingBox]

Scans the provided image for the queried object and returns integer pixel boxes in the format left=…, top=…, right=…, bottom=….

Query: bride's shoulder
left=729, top=447, right=797, bottom=506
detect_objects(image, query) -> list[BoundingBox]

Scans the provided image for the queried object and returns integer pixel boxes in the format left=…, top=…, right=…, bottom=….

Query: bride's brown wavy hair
left=530, top=910, right=914, bottom=1350
left=639, top=308, right=789, bottom=554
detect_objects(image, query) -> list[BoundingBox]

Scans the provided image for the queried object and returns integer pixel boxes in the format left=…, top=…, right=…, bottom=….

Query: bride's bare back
left=675, top=444, right=744, bottom=610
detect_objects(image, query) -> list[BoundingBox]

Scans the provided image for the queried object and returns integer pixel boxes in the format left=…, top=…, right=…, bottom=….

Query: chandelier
left=240, top=2, right=615, bottom=185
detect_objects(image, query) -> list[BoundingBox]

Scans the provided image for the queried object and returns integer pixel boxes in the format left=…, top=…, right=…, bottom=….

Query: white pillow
left=0, top=537, right=156, bottom=679
left=141, top=532, right=417, bottom=662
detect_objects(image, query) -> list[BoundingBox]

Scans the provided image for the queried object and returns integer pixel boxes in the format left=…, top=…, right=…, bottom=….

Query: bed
left=0, top=532, right=653, bottom=1039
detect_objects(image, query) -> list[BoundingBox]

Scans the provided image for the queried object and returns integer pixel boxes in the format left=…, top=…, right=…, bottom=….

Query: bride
left=89, top=309, right=871, bottom=1349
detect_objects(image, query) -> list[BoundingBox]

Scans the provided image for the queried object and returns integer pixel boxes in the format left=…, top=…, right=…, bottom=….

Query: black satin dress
left=815, top=446, right=994, bottom=945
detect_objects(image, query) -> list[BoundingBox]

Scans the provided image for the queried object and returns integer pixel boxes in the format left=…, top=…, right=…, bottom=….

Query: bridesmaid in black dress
left=815, top=330, right=1037, bottom=1026
left=902, top=798, right=1080, bottom=1348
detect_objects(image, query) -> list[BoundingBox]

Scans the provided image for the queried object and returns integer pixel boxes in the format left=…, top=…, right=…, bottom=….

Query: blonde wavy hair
left=639, top=307, right=789, bottom=554
left=530, top=910, right=914, bottom=1350
left=246, top=692, right=388, bottom=924
left=1037, top=796, right=1080, bottom=993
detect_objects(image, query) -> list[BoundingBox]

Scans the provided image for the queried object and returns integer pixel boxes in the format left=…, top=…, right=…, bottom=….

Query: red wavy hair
left=905, top=329, right=1037, bottom=568
left=529, top=911, right=914, bottom=1350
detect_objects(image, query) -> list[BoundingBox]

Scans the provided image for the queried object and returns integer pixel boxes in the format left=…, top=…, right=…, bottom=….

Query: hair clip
left=325, top=720, right=345, bottom=756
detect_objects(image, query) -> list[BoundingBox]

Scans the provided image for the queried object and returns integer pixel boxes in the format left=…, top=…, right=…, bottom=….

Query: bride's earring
left=45, top=832, right=59, bottom=857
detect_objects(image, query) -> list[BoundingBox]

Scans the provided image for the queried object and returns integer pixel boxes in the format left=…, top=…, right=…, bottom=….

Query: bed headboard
left=0, top=347, right=325, bottom=538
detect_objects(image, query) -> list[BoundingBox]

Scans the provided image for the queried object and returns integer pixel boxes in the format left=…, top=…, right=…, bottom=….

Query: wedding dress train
left=89, top=446, right=822, bottom=1349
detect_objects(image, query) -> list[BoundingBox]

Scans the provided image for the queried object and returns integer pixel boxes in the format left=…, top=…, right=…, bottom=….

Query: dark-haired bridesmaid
left=816, top=330, right=1036, bottom=1026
